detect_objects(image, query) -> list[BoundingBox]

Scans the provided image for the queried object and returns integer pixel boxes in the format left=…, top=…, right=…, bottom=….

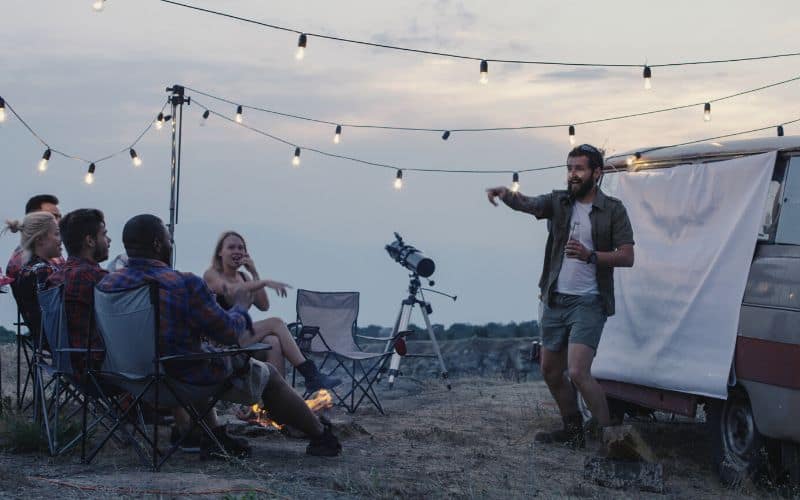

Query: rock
left=601, top=425, right=656, bottom=463
left=584, top=456, right=665, bottom=493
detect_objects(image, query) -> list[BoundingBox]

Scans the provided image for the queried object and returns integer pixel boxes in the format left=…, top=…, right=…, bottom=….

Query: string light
left=129, top=148, right=142, bottom=167
left=643, top=66, right=652, bottom=90
left=568, top=125, right=576, bottom=146
left=777, top=125, right=785, bottom=136
left=296, top=33, right=307, bottom=60
left=511, top=172, right=520, bottom=193
left=0, top=97, right=5, bottom=123
left=703, top=102, right=712, bottom=122
left=155, top=112, right=165, bottom=130
left=479, top=60, right=489, bottom=84
left=235, top=105, right=243, bottom=124
left=442, top=130, right=451, bottom=140
left=292, top=146, right=301, bottom=167
left=85, top=163, right=96, bottom=185
left=626, top=152, right=642, bottom=167
left=38, top=149, right=51, bottom=172
left=201, top=109, right=210, bottom=126
left=394, top=169, right=403, bottom=190
left=334, top=124, right=342, bottom=144
left=92, top=0, right=105, bottom=12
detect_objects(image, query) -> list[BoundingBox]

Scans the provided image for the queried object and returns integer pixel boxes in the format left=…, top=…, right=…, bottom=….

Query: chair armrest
left=55, top=348, right=105, bottom=353
left=160, top=344, right=271, bottom=363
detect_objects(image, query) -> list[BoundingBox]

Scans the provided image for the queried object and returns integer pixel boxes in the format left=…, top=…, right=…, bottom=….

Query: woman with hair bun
left=3, top=211, right=62, bottom=344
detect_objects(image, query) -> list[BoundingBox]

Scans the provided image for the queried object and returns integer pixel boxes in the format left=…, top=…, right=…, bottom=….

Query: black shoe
left=534, top=414, right=585, bottom=449
left=306, top=418, right=342, bottom=457
left=169, top=424, right=203, bottom=453
left=297, top=360, right=342, bottom=393
left=200, top=425, right=252, bottom=460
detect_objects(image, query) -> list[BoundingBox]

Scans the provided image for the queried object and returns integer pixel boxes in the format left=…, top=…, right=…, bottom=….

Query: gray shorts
left=541, top=293, right=607, bottom=352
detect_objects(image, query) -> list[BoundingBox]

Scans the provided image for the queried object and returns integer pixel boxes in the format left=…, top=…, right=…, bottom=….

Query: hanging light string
left=1, top=96, right=168, bottom=166
left=194, top=98, right=797, bottom=177
left=161, top=0, right=800, bottom=70
left=183, top=73, right=800, bottom=137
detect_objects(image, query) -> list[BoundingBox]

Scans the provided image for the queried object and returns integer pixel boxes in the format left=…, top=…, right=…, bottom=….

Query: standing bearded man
left=486, top=144, right=635, bottom=447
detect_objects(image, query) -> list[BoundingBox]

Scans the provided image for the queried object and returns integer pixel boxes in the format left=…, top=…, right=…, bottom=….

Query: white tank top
left=556, top=201, right=598, bottom=295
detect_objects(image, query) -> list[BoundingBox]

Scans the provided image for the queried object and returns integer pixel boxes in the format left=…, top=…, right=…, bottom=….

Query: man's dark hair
left=568, top=144, right=605, bottom=171
left=25, top=194, right=59, bottom=214
left=122, top=214, right=165, bottom=258
left=60, top=209, right=105, bottom=257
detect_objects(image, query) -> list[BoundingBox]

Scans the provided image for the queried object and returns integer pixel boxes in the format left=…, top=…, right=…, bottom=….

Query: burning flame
left=247, top=389, right=334, bottom=429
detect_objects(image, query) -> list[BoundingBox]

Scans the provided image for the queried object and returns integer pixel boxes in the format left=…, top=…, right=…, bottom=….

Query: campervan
left=591, top=137, right=799, bottom=485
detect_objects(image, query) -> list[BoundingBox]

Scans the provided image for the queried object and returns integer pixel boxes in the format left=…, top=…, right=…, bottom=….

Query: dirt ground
left=0, top=344, right=775, bottom=499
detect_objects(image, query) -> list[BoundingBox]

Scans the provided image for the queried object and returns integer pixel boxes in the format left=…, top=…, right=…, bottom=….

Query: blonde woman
left=203, top=231, right=340, bottom=393
left=3, top=211, right=62, bottom=344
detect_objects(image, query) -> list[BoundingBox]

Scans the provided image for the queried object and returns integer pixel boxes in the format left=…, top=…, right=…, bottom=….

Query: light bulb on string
left=296, top=33, right=307, bottom=60
left=441, top=130, right=451, bottom=141
left=394, top=170, right=403, bottom=190
left=292, top=147, right=301, bottom=167
left=479, top=60, right=489, bottom=84
left=643, top=65, right=652, bottom=90
left=92, top=0, right=104, bottom=12
left=777, top=125, right=785, bottom=137
left=511, top=172, right=520, bottom=193
left=334, top=125, right=342, bottom=144
left=155, top=112, right=165, bottom=130
left=0, top=97, right=6, bottom=123
left=38, top=149, right=51, bottom=172
left=626, top=152, right=642, bottom=167
left=85, top=163, right=96, bottom=185
left=568, top=125, right=576, bottom=146
left=703, top=102, right=711, bottom=122
left=235, top=105, right=243, bottom=124
left=129, top=148, right=142, bottom=167
left=200, top=109, right=210, bottom=126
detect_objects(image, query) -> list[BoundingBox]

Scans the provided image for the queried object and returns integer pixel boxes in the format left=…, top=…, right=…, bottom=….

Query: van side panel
left=738, top=244, right=800, bottom=442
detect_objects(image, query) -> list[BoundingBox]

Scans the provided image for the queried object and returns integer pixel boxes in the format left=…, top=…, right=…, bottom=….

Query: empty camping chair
left=293, top=289, right=407, bottom=414
left=88, top=282, right=270, bottom=470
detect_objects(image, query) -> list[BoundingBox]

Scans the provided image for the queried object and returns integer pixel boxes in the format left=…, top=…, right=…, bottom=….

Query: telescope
left=385, top=232, right=435, bottom=278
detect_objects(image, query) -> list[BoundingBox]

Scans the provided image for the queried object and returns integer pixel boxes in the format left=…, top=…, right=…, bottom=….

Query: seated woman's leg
left=252, top=317, right=305, bottom=367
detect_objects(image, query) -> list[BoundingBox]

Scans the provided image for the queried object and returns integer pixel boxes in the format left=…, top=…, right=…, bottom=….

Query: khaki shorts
left=541, top=293, right=607, bottom=351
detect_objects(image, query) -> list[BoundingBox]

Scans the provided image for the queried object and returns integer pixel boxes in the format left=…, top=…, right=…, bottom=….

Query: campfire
left=245, top=389, right=334, bottom=429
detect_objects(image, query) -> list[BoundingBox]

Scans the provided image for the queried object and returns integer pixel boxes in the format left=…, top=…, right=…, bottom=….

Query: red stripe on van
left=735, top=336, right=800, bottom=390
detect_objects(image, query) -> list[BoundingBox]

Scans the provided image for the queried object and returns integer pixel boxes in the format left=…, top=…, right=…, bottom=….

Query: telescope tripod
left=385, top=274, right=452, bottom=390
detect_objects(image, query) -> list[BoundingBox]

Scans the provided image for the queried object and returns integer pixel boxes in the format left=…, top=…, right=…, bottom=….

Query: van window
left=776, top=155, right=800, bottom=245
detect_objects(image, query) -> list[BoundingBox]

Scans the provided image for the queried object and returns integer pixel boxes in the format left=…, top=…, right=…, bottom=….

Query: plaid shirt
left=11, top=255, right=60, bottom=343
left=46, top=256, right=108, bottom=371
left=6, top=246, right=64, bottom=282
left=96, top=258, right=252, bottom=385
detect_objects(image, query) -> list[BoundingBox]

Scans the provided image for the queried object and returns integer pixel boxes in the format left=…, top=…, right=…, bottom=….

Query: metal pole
left=166, top=85, right=189, bottom=267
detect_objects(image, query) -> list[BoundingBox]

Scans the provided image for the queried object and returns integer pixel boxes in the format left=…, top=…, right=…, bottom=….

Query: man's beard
left=568, top=176, right=595, bottom=199
left=93, top=246, right=108, bottom=263
left=159, top=245, right=173, bottom=265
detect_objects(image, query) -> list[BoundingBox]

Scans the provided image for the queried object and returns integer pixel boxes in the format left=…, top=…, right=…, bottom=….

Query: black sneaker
left=169, top=424, right=203, bottom=453
left=306, top=418, right=342, bottom=457
left=200, top=425, right=252, bottom=460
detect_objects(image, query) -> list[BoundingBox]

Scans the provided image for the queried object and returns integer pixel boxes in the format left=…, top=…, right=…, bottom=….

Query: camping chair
left=87, top=283, right=270, bottom=471
left=36, top=285, right=118, bottom=457
left=13, top=307, right=35, bottom=410
left=292, top=289, right=407, bottom=414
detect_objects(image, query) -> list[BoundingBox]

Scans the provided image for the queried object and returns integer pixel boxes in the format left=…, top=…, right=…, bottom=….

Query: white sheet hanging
left=593, top=152, right=775, bottom=399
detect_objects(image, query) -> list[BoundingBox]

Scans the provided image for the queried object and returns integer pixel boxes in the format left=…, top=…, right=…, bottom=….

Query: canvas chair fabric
left=295, top=289, right=394, bottom=413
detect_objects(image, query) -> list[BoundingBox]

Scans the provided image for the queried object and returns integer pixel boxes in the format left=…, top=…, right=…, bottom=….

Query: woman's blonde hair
left=210, top=230, right=247, bottom=272
left=3, top=212, right=57, bottom=263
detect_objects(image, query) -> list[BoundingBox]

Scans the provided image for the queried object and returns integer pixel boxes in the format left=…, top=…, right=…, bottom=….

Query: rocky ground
left=0, top=342, right=783, bottom=499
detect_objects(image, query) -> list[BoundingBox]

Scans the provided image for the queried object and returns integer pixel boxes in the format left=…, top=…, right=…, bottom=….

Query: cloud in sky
left=2, top=0, right=799, bottom=327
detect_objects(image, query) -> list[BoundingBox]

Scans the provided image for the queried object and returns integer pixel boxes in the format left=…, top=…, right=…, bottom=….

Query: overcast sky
left=1, top=1, right=798, bottom=328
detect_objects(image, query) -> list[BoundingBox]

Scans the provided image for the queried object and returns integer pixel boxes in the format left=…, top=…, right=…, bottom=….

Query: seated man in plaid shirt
left=46, top=209, right=110, bottom=372
left=97, top=214, right=341, bottom=458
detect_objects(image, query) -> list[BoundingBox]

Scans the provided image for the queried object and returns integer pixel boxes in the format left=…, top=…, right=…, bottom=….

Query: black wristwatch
left=586, top=251, right=597, bottom=264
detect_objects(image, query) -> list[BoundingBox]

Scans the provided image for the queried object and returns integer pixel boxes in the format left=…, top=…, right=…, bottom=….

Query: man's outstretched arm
left=486, top=186, right=552, bottom=219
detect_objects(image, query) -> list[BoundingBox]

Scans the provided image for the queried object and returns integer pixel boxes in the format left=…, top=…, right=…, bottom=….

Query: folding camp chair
left=87, top=283, right=270, bottom=470
left=14, top=310, right=34, bottom=409
left=36, top=285, right=117, bottom=457
left=292, top=289, right=407, bottom=414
